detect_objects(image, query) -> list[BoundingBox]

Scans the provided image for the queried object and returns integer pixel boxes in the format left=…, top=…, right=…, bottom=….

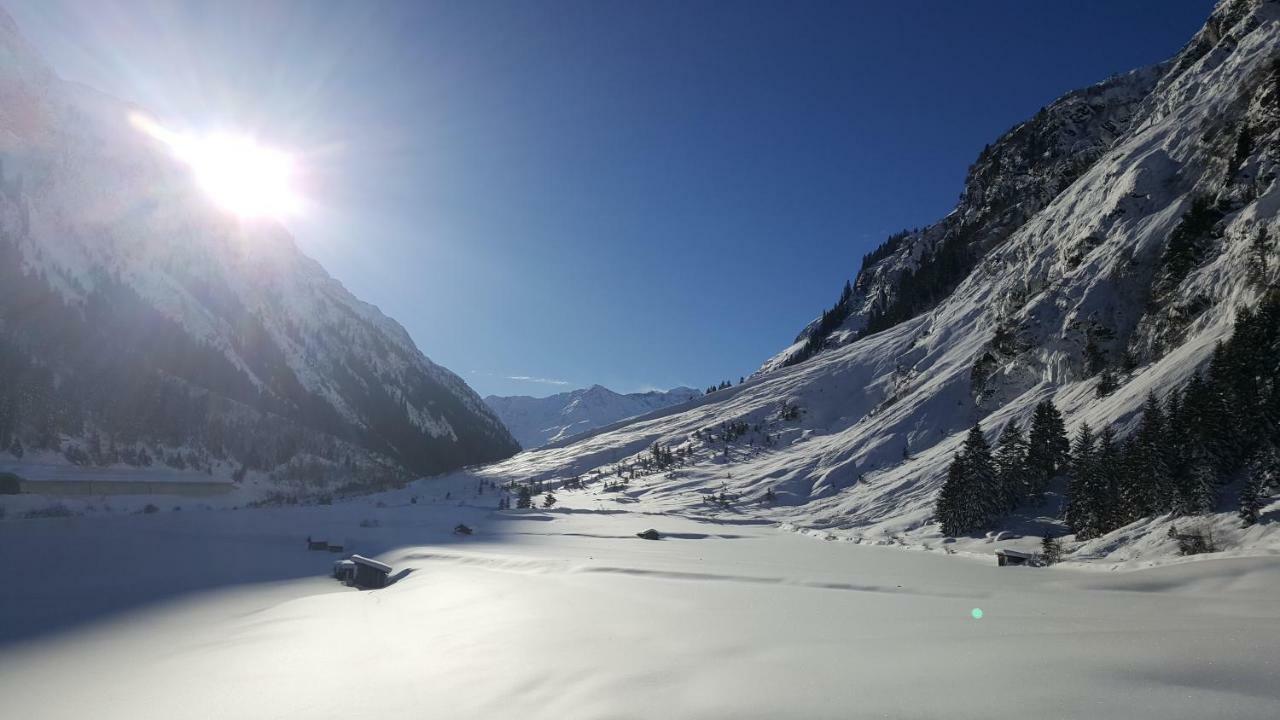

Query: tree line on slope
left=783, top=215, right=1030, bottom=371
left=782, top=229, right=916, bottom=370
left=785, top=280, right=857, bottom=367
left=938, top=287, right=1280, bottom=538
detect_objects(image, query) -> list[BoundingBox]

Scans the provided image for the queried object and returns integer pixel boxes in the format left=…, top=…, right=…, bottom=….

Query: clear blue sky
left=8, top=0, right=1214, bottom=397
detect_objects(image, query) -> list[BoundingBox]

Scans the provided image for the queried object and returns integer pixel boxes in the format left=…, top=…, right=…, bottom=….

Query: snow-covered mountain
left=0, top=9, right=518, bottom=487
left=759, top=60, right=1167, bottom=374
left=485, top=385, right=700, bottom=449
left=445, top=0, right=1280, bottom=562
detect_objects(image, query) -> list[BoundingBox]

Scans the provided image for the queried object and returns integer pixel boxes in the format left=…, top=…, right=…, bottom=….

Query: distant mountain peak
left=486, top=385, right=700, bottom=449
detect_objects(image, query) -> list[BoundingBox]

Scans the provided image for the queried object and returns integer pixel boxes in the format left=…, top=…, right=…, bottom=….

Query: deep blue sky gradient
left=9, top=0, right=1215, bottom=396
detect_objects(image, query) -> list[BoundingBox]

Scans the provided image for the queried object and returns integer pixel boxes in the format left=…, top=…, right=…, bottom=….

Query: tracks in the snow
left=394, top=549, right=987, bottom=599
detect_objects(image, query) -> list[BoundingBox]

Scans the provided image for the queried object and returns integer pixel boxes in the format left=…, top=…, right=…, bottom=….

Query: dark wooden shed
left=350, top=555, right=392, bottom=589
left=995, top=548, right=1035, bottom=567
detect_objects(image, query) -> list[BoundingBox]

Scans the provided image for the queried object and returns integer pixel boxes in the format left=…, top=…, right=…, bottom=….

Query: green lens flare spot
left=971, top=608, right=984, bottom=620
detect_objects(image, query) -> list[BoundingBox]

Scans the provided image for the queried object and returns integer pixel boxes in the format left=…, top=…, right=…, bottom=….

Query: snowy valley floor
left=1, top=486, right=1278, bottom=720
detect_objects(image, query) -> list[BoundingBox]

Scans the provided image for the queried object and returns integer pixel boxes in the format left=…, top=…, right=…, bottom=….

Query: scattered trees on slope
left=861, top=225, right=983, bottom=340
left=705, top=380, right=734, bottom=394
left=785, top=281, right=856, bottom=368
left=938, top=287, right=1280, bottom=539
left=937, top=400, right=1072, bottom=536
left=1156, top=195, right=1225, bottom=293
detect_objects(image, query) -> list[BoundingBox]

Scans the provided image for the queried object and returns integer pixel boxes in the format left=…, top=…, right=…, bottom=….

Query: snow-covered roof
left=995, top=549, right=1035, bottom=560
left=350, top=555, right=391, bottom=573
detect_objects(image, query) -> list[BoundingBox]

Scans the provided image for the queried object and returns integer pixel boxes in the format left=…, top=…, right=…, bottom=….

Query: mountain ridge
left=0, top=9, right=518, bottom=490
left=485, top=385, right=700, bottom=449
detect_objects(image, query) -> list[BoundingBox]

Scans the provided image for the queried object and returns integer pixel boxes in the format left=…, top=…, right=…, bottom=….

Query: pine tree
left=1065, top=423, right=1097, bottom=537
left=1171, top=378, right=1223, bottom=516
left=1095, top=427, right=1122, bottom=533
left=1202, top=350, right=1242, bottom=472
left=1181, top=462, right=1217, bottom=516
left=966, top=425, right=999, bottom=524
left=1096, top=368, right=1118, bottom=398
left=1159, top=195, right=1224, bottom=288
left=936, top=458, right=966, bottom=536
left=1239, top=459, right=1267, bottom=527
left=992, top=422, right=1029, bottom=512
left=516, top=485, right=532, bottom=509
left=1026, top=400, right=1069, bottom=503
left=935, top=424, right=999, bottom=535
left=1040, top=535, right=1063, bottom=566
left=1122, top=393, right=1168, bottom=520
left=1247, top=228, right=1270, bottom=286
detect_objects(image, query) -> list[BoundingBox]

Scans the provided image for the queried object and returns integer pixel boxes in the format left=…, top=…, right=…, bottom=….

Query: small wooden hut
left=350, top=555, right=392, bottom=589
left=995, top=548, right=1035, bottom=567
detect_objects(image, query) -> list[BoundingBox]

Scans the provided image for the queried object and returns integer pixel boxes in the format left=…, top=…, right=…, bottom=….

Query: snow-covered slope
left=485, top=385, right=700, bottom=449
left=446, top=0, right=1280, bottom=562
left=0, top=10, right=518, bottom=486
left=760, top=61, right=1166, bottom=374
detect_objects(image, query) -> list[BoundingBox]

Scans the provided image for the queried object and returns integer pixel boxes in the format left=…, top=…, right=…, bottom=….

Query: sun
left=130, top=112, right=302, bottom=220
left=174, top=132, right=301, bottom=219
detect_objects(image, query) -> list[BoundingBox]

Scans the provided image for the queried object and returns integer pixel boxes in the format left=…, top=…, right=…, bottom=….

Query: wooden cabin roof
left=995, top=548, right=1035, bottom=559
left=350, top=555, right=392, bottom=573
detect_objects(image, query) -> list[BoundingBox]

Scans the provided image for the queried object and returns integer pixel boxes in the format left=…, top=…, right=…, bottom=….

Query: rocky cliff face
left=760, top=60, right=1166, bottom=374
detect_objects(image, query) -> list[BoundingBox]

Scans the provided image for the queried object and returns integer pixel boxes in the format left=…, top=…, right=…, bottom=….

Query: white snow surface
left=486, top=385, right=701, bottom=449
left=1, top=481, right=1277, bottom=719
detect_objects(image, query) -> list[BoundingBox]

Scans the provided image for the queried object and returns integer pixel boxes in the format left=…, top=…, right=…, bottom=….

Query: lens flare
left=130, top=112, right=302, bottom=220
left=971, top=608, right=984, bottom=620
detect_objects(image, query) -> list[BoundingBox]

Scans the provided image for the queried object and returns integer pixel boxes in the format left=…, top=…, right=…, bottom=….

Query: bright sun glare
left=130, top=112, right=302, bottom=220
